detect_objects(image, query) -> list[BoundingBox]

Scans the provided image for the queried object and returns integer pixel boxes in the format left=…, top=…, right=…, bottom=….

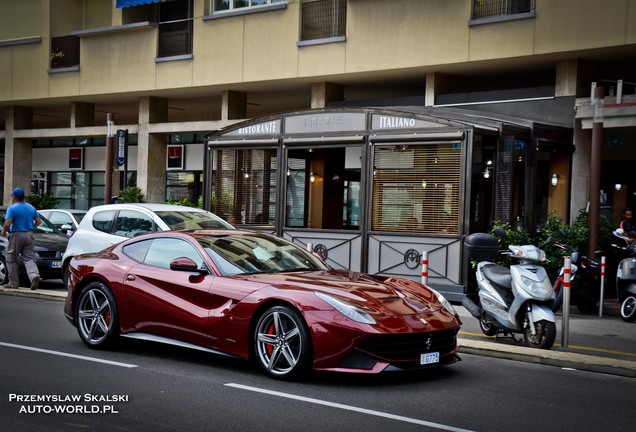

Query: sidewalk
left=2, top=285, right=636, bottom=378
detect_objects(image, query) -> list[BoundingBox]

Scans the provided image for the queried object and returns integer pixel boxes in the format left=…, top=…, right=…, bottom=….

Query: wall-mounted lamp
left=483, top=160, right=493, bottom=179
left=310, top=172, right=316, bottom=183
left=287, top=168, right=291, bottom=176
left=551, top=173, right=559, bottom=186
left=332, top=174, right=340, bottom=183
left=615, top=184, right=622, bottom=191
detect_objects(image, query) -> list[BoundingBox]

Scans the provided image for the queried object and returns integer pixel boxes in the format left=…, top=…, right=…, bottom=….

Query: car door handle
left=126, top=275, right=136, bottom=281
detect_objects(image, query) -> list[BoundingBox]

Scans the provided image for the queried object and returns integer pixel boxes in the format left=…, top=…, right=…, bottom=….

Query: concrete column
left=3, top=106, right=33, bottom=205
left=570, top=120, right=591, bottom=223
left=311, top=82, right=344, bottom=109
left=71, top=102, right=95, bottom=127
left=222, top=90, right=247, bottom=120
left=425, top=73, right=451, bottom=106
left=136, top=97, right=168, bottom=203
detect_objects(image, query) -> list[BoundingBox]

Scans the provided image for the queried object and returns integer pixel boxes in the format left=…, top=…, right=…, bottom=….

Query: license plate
left=420, top=352, right=440, bottom=365
left=50, top=261, right=62, bottom=269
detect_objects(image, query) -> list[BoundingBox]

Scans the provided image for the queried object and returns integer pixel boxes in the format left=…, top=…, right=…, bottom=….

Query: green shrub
left=118, top=186, right=144, bottom=203
left=27, top=192, right=60, bottom=210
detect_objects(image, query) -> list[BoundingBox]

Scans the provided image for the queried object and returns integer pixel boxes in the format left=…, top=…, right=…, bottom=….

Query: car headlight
left=427, top=287, right=458, bottom=316
left=314, top=292, right=376, bottom=325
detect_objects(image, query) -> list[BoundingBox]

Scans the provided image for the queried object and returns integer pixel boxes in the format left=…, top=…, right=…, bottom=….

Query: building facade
left=1, top=0, right=636, bottom=297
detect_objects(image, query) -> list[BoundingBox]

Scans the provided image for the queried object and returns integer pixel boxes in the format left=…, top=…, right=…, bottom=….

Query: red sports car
left=64, top=230, right=461, bottom=379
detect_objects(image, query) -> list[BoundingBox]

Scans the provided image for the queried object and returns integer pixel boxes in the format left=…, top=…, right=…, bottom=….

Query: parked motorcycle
left=550, top=236, right=602, bottom=314
left=462, top=229, right=557, bottom=349
left=612, top=229, right=636, bottom=322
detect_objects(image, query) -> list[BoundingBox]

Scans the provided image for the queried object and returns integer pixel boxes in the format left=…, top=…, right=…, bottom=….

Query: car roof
left=87, top=203, right=209, bottom=212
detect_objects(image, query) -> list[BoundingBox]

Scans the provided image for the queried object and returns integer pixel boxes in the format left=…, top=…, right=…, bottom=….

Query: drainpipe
left=589, top=85, right=605, bottom=257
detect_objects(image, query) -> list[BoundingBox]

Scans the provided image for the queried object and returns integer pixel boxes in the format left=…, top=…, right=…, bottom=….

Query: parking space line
left=0, top=341, right=138, bottom=368
left=225, top=383, right=475, bottom=432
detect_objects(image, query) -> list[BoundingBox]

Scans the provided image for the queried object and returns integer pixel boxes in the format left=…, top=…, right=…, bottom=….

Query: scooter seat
left=482, top=264, right=513, bottom=291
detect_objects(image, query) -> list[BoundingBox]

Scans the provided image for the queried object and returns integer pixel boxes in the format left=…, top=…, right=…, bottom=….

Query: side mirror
left=169, top=257, right=208, bottom=274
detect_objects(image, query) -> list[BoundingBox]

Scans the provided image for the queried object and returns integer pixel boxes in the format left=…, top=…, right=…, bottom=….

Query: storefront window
left=48, top=171, right=104, bottom=209
left=211, top=148, right=277, bottom=226
left=285, top=146, right=361, bottom=229
left=371, top=142, right=461, bottom=234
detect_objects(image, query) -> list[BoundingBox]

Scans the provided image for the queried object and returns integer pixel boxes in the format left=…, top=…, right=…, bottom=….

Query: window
left=211, top=148, right=278, bottom=226
left=144, top=238, right=205, bottom=269
left=50, top=35, right=80, bottom=69
left=371, top=143, right=461, bottom=234
left=286, top=146, right=361, bottom=229
left=114, top=210, right=155, bottom=238
left=158, top=0, right=193, bottom=58
left=49, top=171, right=104, bottom=209
left=472, top=0, right=535, bottom=20
left=300, top=0, right=346, bottom=42
left=213, top=0, right=286, bottom=13
left=92, top=210, right=117, bottom=233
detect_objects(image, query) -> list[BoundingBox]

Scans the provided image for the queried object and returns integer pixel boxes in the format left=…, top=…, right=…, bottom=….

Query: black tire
left=620, top=295, right=636, bottom=323
left=524, top=319, right=556, bottom=349
left=576, top=298, right=598, bottom=315
left=0, top=255, right=8, bottom=285
left=479, top=316, right=497, bottom=336
left=75, top=282, right=119, bottom=348
left=552, top=282, right=563, bottom=312
left=253, top=305, right=312, bottom=379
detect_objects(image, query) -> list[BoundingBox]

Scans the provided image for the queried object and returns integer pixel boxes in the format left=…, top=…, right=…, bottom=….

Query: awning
left=116, top=0, right=170, bottom=8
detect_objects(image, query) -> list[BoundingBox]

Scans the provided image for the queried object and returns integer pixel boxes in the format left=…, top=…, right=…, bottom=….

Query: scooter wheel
left=524, top=320, right=556, bottom=349
left=620, top=295, right=636, bottom=323
left=479, top=318, right=497, bottom=336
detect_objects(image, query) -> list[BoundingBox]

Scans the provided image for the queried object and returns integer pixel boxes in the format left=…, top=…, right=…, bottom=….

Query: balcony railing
left=300, top=0, right=346, bottom=42
left=473, top=0, right=535, bottom=19
left=158, top=19, right=193, bottom=58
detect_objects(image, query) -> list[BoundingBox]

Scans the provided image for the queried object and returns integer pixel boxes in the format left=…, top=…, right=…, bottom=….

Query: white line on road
left=225, top=383, right=475, bottom=432
left=0, top=341, right=138, bottom=368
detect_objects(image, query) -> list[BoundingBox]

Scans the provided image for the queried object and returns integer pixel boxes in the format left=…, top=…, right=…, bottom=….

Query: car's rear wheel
left=75, top=282, right=119, bottom=348
left=254, top=305, right=312, bottom=379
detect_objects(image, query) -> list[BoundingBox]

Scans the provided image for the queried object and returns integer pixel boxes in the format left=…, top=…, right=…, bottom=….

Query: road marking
left=459, top=331, right=636, bottom=357
left=0, top=341, right=138, bottom=368
left=225, top=383, right=475, bottom=432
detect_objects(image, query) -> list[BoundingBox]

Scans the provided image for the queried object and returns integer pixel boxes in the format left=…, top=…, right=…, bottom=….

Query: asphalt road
left=1, top=295, right=635, bottom=432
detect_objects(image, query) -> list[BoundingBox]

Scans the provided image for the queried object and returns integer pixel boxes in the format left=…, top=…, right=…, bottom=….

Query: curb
left=458, top=339, right=636, bottom=378
left=0, top=287, right=66, bottom=302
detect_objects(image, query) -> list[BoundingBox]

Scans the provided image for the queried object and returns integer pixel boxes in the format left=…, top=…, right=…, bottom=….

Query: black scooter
left=550, top=236, right=602, bottom=314
left=612, top=230, right=636, bottom=322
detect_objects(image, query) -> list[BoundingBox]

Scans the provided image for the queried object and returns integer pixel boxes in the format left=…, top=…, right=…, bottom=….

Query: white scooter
left=462, top=229, right=557, bottom=349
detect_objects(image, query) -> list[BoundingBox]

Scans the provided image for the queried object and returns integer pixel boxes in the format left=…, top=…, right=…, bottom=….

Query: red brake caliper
left=266, top=323, right=275, bottom=356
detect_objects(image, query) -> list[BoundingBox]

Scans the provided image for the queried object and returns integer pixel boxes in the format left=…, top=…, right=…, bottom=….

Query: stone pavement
left=2, top=284, right=635, bottom=378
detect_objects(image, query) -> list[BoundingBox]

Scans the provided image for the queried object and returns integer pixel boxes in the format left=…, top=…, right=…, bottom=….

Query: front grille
left=37, top=251, right=61, bottom=260
left=356, top=329, right=458, bottom=362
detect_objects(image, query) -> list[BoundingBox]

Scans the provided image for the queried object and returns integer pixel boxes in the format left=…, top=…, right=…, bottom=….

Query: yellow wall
left=1, top=0, right=636, bottom=103
left=0, top=0, right=43, bottom=40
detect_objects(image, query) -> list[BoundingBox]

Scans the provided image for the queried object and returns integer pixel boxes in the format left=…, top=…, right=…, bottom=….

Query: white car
left=62, top=203, right=233, bottom=283
left=39, top=209, right=87, bottom=236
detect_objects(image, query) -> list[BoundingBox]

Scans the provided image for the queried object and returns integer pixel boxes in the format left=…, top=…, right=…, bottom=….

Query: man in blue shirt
left=1, top=188, right=42, bottom=290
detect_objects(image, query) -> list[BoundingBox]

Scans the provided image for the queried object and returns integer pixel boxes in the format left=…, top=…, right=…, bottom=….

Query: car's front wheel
left=254, top=305, right=312, bottom=379
left=0, top=255, right=8, bottom=285
left=75, top=282, right=119, bottom=348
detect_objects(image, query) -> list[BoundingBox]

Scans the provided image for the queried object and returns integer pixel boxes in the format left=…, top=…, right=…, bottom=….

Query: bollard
left=561, top=256, right=571, bottom=348
left=421, top=250, right=429, bottom=285
left=307, top=243, right=313, bottom=252
left=599, top=256, right=606, bottom=317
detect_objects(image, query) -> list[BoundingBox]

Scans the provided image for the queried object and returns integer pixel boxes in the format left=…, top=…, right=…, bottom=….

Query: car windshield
left=197, top=233, right=329, bottom=276
left=155, top=210, right=234, bottom=230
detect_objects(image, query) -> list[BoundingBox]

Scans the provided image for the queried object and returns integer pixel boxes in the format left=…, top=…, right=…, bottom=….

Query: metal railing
left=473, top=0, right=535, bottom=19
